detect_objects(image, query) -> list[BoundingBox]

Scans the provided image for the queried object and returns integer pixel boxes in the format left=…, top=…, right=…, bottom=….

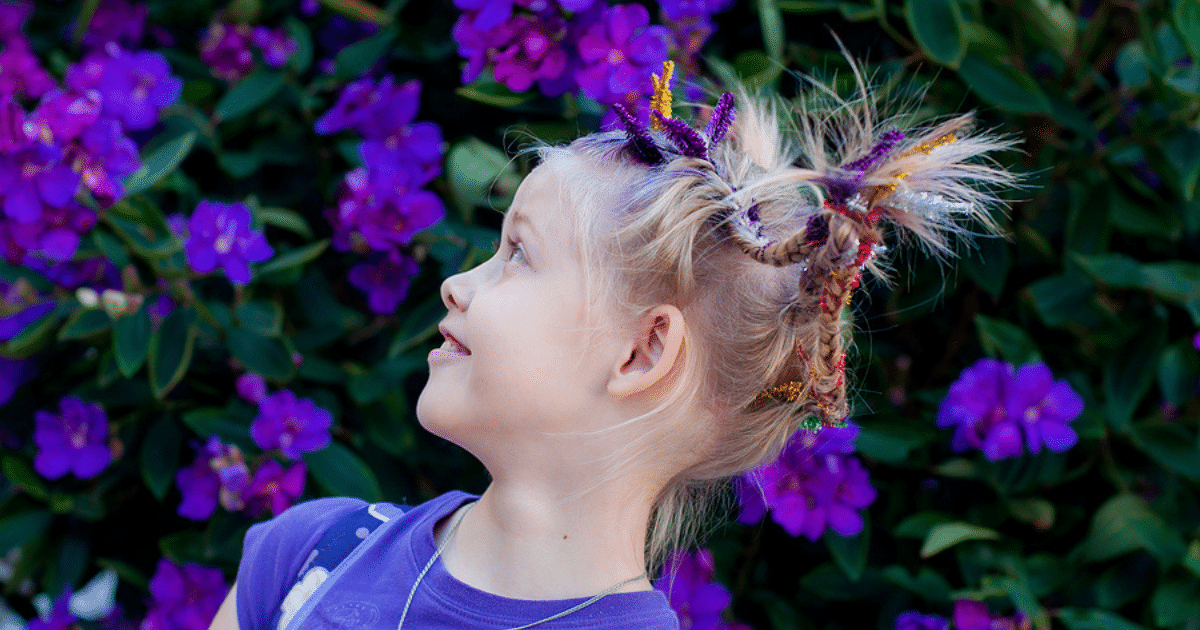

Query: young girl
left=208, top=61, right=1016, bottom=630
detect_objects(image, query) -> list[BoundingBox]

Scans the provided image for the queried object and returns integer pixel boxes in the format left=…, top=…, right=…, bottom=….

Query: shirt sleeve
left=235, top=496, right=367, bottom=630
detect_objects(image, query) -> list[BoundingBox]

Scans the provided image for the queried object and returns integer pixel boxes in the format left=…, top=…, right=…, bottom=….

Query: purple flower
left=236, top=372, right=267, bottom=403
left=453, top=6, right=576, bottom=95
left=327, top=160, right=445, bottom=254
left=575, top=4, right=670, bottom=104
left=33, top=396, right=111, bottom=480
left=0, top=290, right=54, bottom=342
left=65, top=44, right=181, bottom=131
left=659, top=0, right=735, bottom=22
left=175, top=437, right=251, bottom=520
left=79, top=0, right=148, bottom=50
left=245, top=459, right=306, bottom=517
left=894, top=611, right=949, bottom=630
left=1193, top=330, right=1199, bottom=350
left=141, top=559, right=228, bottom=630
left=175, top=452, right=220, bottom=520
left=300, top=0, right=320, bottom=16
left=937, top=359, right=1083, bottom=461
left=0, top=36, right=56, bottom=100
left=0, top=355, right=35, bottom=406
left=198, top=22, right=256, bottom=81
left=0, top=140, right=80, bottom=225
left=250, top=389, right=333, bottom=459
left=0, top=0, right=32, bottom=41
left=28, top=588, right=76, bottom=630
left=24, top=256, right=120, bottom=291
left=1005, top=363, right=1084, bottom=455
left=936, top=358, right=1023, bottom=461
left=736, top=423, right=876, bottom=541
left=251, top=25, right=297, bottom=67
left=348, top=249, right=421, bottom=314
left=0, top=200, right=97, bottom=263
left=29, top=88, right=104, bottom=145
left=952, top=600, right=1026, bottom=630
left=183, top=200, right=274, bottom=286
left=315, top=77, right=444, bottom=183
left=69, top=116, right=141, bottom=206
left=454, top=0, right=516, bottom=31
left=653, top=548, right=733, bottom=630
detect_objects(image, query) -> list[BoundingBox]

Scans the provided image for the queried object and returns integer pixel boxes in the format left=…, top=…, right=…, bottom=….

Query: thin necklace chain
left=396, top=502, right=649, bottom=630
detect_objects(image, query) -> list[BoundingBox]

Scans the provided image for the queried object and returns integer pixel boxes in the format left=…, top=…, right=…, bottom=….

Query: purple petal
left=34, top=448, right=71, bottom=480
left=1036, top=421, right=1079, bottom=453
left=607, top=4, right=648, bottom=45
left=184, top=240, right=217, bottom=273
left=982, top=422, right=1023, bottom=460
left=71, top=444, right=112, bottom=479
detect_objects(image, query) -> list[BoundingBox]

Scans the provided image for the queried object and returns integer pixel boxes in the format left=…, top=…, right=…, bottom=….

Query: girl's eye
left=504, top=238, right=527, bottom=265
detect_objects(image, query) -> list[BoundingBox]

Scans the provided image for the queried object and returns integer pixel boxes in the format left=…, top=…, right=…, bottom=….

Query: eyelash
left=504, top=237, right=527, bottom=265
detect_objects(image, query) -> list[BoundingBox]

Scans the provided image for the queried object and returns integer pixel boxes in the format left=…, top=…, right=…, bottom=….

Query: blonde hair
left=526, top=65, right=1017, bottom=569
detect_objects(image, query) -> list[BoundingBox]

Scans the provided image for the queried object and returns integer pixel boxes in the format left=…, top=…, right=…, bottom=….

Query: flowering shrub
left=0, top=1, right=1197, bottom=630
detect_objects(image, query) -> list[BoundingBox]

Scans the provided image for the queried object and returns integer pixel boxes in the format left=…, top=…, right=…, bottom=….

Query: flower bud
left=76, top=287, right=100, bottom=308
left=100, top=289, right=128, bottom=317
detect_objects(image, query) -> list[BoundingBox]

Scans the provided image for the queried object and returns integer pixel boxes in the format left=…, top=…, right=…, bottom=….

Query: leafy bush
left=0, top=1, right=1197, bottom=629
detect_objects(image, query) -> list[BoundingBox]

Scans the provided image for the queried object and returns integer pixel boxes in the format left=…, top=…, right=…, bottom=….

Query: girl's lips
left=437, top=326, right=471, bottom=355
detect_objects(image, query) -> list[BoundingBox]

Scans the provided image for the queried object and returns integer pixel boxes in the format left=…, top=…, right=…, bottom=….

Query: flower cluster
left=76, top=0, right=149, bottom=51
left=28, top=588, right=76, bottom=630
left=315, top=76, right=443, bottom=313
left=178, top=200, right=274, bottom=286
left=176, top=380, right=330, bottom=520
left=735, top=422, right=877, bottom=541
left=141, top=559, right=228, bottom=630
left=33, top=396, right=112, bottom=481
left=0, top=3, right=179, bottom=268
left=653, top=548, right=749, bottom=630
left=199, top=21, right=297, bottom=81
left=452, top=1, right=730, bottom=126
left=937, top=359, right=1084, bottom=461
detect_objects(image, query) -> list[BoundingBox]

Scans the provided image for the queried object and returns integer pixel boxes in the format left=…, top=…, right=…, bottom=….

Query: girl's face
left=416, top=164, right=622, bottom=465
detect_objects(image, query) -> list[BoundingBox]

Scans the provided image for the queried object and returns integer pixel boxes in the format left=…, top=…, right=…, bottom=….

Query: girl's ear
left=607, top=304, right=686, bottom=399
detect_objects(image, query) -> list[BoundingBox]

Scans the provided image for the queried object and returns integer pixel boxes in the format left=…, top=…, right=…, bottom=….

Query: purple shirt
left=236, top=491, right=680, bottom=630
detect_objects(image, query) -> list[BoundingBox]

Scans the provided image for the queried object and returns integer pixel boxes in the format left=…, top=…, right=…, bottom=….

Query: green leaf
left=957, top=54, right=1051, bottom=113
left=1174, top=0, right=1200, bottom=62
left=456, top=76, right=535, bottom=109
left=387, top=292, right=447, bottom=358
left=0, top=304, right=61, bottom=359
left=1, top=456, right=49, bottom=500
left=125, top=131, right=198, bottom=195
left=304, top=442, right=383, bottom=502
left=92, top=229, right=132, bottom=269
left=1058, top=608, right=1146, bottom=630
left=894, top=511, right=957, bottom=539
left=58, top=308, right=110, bottom=342
left=1103, top=323, right=1165, bottom=429
left=113, top=304, right=151, bottom=378
left=148, top=308, right=197, bottom=399
left=1129, top=423, right=1200, bottom=480
left=140, top=417, right=183, bottom=500
left=179, top=408, right=253, bottom=450
left=1006, top=497, right=1055, bottom=530
left=0, top=510, right=52, bottom=555
left=335, top=27, right=396, bottom=80
left=256, top=239, right=329, bottom=277
left=228, top=326, right=294, bottom=379
left=1109, top=193, right=1181, bottom=238
left=905, top=0, right=965, bottom=67
left=257, top=206, right=314, bottom=239
left=854, top=421, right=929, bottom=464
left=1164, top=128, right=1200, bottom=200
left=445, top=138, right=520, bottom=218
left=974, top=314, right=1040, bottom=364
left=1186, top=540, right=1200, bottom=577
left=214, top=71, right=287, bottom=123
left=1116, top=41, right=1150, bottom=88
left=1073, top=253, right=1145, bottom=288
left=1142, top=261, right=1200, bottom=306
left=1027, top=273, right=1096, bottom=328
left=825, top=520, right=869, bottom=582
left=920, top=522, right=1000, bottom=558
left=1151, top=577, right=1200, bottom=627
left=757, top=0, right=785, bottom=63
left=1075, top=493, right=1187, bottom=565
left=235, top=300, right=283, bottom=338
left=284, top=17, right=313, bottom=74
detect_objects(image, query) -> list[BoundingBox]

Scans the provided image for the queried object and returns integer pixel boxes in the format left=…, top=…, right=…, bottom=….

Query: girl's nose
left=441, top=269, right=473, bottom=312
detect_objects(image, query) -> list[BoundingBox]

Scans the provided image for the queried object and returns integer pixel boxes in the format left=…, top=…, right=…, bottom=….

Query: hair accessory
left=613, top=61, right=736, bottom=165
left=649, top=60, right=674, bottom=131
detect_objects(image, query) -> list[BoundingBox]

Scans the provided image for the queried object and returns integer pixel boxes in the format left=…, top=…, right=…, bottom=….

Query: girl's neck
left=435, top=479, right=655, bottom=600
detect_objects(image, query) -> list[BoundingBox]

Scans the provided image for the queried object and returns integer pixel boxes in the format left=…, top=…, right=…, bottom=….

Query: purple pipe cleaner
left=845, top=127, right=905, bottom=179
left=704, top=92, right=735, bottom=148
left=613, top=103, right=663, bottom=165
left=653, top=111, right=708, bottom=160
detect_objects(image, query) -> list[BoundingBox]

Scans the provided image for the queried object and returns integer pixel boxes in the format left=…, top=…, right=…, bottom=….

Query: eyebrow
left=506, top=210, right=541, bottom=243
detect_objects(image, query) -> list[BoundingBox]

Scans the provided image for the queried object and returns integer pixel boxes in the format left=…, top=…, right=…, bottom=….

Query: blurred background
left=0, top=0, right=1197, bottom=629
